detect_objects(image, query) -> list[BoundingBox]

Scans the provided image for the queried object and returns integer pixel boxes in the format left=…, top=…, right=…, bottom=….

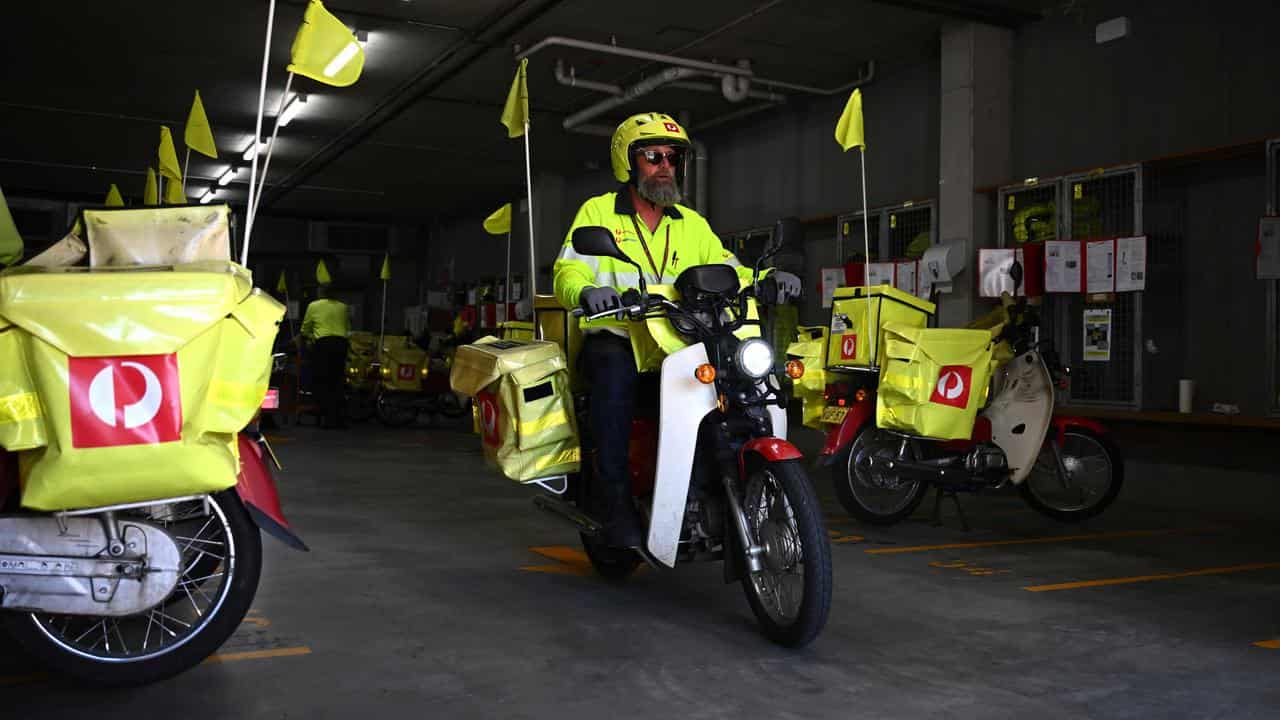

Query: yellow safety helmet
left=610, top=112, right=691, bottom=184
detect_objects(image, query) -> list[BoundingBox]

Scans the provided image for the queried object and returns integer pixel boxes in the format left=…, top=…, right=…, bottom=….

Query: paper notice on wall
left=821, top=268, right=844, bottom=308
left=894, top=260, right=918, bottom=297
left=496, top=303, right=508, bottom=324
left=866, top=262, right=895, bottom=287
left=1085, top=239, right=1115, bottom=294
left=1115, top=236, right=1147, bottom=292
left=978, top=248, right=1025, bottom=298
left=1044, top=240, right=1082, bottom=293
left=1259, top=217, right=1280, bottom=279
left=466, top=288, right=478, bottom=305
left=512, top=280, right=523, bottom=301
left=1083, top=308, right=1112, bottom=362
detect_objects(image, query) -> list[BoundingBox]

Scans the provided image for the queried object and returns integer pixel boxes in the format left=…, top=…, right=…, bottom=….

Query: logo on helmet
left=663, top=122, right=681, bottom=134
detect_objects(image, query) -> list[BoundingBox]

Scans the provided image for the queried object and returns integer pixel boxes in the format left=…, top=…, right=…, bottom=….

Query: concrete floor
left=2, top=418, right=1278, bottom=718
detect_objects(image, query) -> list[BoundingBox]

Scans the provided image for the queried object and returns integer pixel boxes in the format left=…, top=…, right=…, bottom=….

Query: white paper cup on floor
left=1178, top=379, right=1194, bottom=414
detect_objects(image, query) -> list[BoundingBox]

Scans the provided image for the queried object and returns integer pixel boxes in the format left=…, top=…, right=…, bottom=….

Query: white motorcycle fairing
left=647, top=343, right=718, bottom=568
left=981, top=350, right=1054, bottom=484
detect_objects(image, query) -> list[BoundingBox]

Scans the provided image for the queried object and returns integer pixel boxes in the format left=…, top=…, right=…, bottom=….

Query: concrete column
left=938, top=22, right=1012, bottom=327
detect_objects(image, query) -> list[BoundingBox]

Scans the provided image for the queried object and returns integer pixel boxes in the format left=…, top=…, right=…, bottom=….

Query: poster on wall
left=1115, top=236, right=1148, bottom=292
left=821, top=267, right=844, bottom=308
left=978, top=248, right=1026, bottom=298
left=1045, top=240, right=1082, bottom=292
left=1085, top=239, right=1115, bottom=294
left=1259, top=217, right=1280, bottom=279
left=1083, top=309, right=1112, bottom=362
left=866, top=262, right=895, bottom=287
left=894, top=260, right=918, bottom=297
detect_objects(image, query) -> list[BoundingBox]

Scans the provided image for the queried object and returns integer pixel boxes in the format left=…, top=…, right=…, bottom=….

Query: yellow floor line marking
left=865, top=528, right=1203, bottom=555
left=1253, top=639, right=1280, bottom=649
left=1024, top=562, right=1280, bottom=592
left=240, top=615, right=272, bottom=628
left=203, top=645, right=312, bottom=664
left=521, top=545, right=594, bottom=576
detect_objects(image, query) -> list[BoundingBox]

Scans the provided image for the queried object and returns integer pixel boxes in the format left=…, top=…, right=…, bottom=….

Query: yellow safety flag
left=143, top=168, right=159, bottom=206
left=164, top=177, right=186, bottom=205
left=0, top=186, right=23, bottom=266
left=287, top=0, right=365, bottom=87
left=483, top=203, right=512, bottom=235
left=835, top=88, right=866, bottom=151
left=316, top=258, right=332, bottom=285
left=379, top=254, right=391, bottom=281
left=276, top=270, right=288, bottom=294
left=104, top=184, right=125, bottom=207
left=185, top=90, right=218, bottom=159
left=501, top=59, right=529, bottom=138
left=158, top=126, right=182, bottom=181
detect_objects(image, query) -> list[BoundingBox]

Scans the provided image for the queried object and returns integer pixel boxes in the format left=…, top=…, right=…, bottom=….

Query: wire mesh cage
left=887, top=202, right=936, bottom=259
left=835, top=211, right=882, bottom=263
left=998, top=178, right=1062, bottom=248
left=727, top=225, right=773, bottom=267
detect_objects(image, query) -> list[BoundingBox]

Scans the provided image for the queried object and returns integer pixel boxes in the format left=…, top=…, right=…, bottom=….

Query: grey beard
left=637, top=176, right=682, bottom=207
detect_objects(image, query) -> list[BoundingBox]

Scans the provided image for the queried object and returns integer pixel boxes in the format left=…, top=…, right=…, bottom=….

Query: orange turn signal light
left=785, top=360, right=805, bottom=379
left=695, top=363, right=717, bottom=384
left=855, top=389, right=868, bottom=402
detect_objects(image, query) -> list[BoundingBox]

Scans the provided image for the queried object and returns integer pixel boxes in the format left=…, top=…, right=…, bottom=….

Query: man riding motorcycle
left=553, top=111, right=801, bottom=548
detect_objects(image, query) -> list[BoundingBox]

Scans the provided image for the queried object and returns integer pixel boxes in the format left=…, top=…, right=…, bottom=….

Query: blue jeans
left=580, top=333, right=638, bottom=509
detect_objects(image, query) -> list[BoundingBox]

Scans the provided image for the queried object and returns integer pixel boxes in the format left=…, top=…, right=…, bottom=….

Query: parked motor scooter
left=371, top=335, right=467, bottom=426
left=458, top=219, right=832, bottom=648
left=816, top=263, right=1123, bottom=527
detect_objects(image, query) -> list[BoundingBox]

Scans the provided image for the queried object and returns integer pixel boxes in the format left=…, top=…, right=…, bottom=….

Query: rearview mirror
left=771, top=216, right=801, bottom=255
left=1009, top=259, right=1024, bottom=292
left=571, top=226, right=628, bottom=263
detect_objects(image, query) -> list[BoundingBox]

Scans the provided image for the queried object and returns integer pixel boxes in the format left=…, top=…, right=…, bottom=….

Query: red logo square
left=839, top=334, right=858, bottom=360
left=69, top=354, right=182, bottom=449
left=929, top=365, right=974, bottom=409
left=663, top=122, right=681, bottom=133
left=477, top=391, right=501, bottom=447
left=398, top=364, right=417, bottom=381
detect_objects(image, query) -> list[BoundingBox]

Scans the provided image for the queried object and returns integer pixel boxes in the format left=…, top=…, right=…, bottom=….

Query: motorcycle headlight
left=735, top=338, right=774, bottom=379
left=420, top=367, right=429, bottom=378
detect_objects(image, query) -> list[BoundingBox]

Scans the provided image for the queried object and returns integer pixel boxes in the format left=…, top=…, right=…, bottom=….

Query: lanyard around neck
left=629, top=214, right=670, bottom=284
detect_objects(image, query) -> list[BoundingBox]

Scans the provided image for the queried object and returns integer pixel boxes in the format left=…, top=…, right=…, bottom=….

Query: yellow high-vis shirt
left=301, top=298, right=350, bottom=341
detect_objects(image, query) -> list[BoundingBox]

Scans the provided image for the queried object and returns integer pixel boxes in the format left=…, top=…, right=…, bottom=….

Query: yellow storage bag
left=378, top=335, right=427, bottom=391
left=0, top=261, right=282, bottom=510
left=450, top=338, right=580, bottom=482
left=84, top=205, right=232, bottom=267
left=534, top=295, right=582, bottom=388
left=499, top=321, right=535, bottom=341
left=828, top=285, right=934, bottom=370
left=787, top=326, right=828, bottom=430
left=0, top=315, right=45, bottom=451
left=876, top=322, right=996, bottom=441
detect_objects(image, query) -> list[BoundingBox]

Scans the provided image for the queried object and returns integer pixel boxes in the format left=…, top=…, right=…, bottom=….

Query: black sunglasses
left=636, top=149, right=685, bottom=167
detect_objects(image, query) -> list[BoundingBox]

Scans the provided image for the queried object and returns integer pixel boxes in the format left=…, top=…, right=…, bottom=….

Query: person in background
left=301, top=284, right=350, bottom=429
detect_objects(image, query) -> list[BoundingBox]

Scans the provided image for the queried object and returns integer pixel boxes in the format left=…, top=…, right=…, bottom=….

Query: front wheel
left=3, top=491, right=262, bottom=687
left=375, top=391, right=417, bottom=427
left=579, top=533, right=641, bottom=583
left=834, top=426, right=929, bottom=525
left=1019, top=427, right=1123, bottom=522
left=739, top=460, right=832, bottom=648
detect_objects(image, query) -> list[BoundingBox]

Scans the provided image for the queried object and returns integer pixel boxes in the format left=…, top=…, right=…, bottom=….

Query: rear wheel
left=1019, top=428, right=1123, bottom=522
left=375, top=391, right=417, bottom=427
left=834, top=426, right=929, bottom=525
left=739, top=460, right=831, bottom=648
left=3, top=491, right=262, bottom=687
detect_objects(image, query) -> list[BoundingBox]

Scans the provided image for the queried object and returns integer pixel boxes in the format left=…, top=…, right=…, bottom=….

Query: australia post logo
left=839, top=334, right=858, bottom=360
left=69, top=354, right=182, bottom=449
left=477, top=391, right=500, bottom=447
left=929, top=365, right=973, bottom=409
left=397, top=364, right=417, bottom=381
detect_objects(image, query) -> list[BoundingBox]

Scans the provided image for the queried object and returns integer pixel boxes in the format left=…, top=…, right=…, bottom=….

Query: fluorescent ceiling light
left=200, top=189, right=216, bottom=204
left=355, top=30, right=369, bottom=48
left=242, top=140, right=268, bottom=162
left=279, top=93, right=307, bottom=127
left=323, top=42, right=361, bottom=78
left=216, top=167, right=236, bottom=186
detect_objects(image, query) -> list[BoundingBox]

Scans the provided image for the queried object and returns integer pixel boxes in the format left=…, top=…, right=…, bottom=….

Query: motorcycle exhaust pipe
left=532, top=494, right=604, bottom=535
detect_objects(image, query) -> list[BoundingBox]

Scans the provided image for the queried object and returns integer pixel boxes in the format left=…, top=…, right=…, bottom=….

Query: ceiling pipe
left=518, top=37, right=755, bottom=79
left=553, top=61, right=787, bottom=106
left=667, top=80, right=786, bottom=104
left=754, top=60, right=876, bottom=96
left=563, top=66, right=703, bottom=130
left=554, top=59, right=623, bottom=95
left=720, top=60, right=753, bottom=103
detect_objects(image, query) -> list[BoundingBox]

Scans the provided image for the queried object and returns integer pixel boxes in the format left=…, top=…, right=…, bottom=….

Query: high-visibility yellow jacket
left=553, top=187, right=753, bottom=334
left=301, top=298, right=350, bottom=341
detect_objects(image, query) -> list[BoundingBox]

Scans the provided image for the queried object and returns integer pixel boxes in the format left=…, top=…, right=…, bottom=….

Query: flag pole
left=378, top=278, right=388, bottom=356
left=505, top=229, right=512, bottom=322
left=182, top=147, right=191, bottom=193
left=859, top=146, right=875, bottom=369
left=243, top=0, right=277, bottom=266
left=157, top=173, right=164, bottom=205
left=250, top=72, right=295, bottom=231
left=522, top=121, right=537, bottom=298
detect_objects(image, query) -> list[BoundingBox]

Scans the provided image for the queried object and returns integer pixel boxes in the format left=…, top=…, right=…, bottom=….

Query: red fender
left=237, top=434, right=309, bottom=551
left=738, top=437, right=804, bottom=477
left=819, top=400, right=875, bottom=463
left=1050, top=415, right=1108, bottom=447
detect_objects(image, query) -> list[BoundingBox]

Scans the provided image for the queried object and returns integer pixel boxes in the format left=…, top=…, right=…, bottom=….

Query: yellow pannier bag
left=0, top=315, right=45, bottom=451
left=876, top=322, right=996, bottom=441
left=828, top=285, right=934, bottom=370
left=787, top=326, right=828, bottom=430
left=499, top=321, right=535, bottom=341
left=0, top=261, right=283, bottom=510
left=450, top=338, right=580, bottom=482
left=534, top=295, right=582, bottom=388
left=378, top=335, right=427, bottom=391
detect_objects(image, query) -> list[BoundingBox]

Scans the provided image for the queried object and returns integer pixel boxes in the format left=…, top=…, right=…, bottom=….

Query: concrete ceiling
left=0, top=0, right=1043, bottom=222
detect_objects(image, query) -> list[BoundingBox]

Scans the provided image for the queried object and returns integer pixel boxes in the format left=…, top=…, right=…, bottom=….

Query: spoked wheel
left=739, top=460, right=831, bottom=648
left=346, top=387, right=376, bottom=422
left=1019, top=428, right=1123, bottom=522
left=375, top=391, right=417, bottom=427
left=834, top=427, right=929, bottom=525
left=3, top=491, right=262, bottom=687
